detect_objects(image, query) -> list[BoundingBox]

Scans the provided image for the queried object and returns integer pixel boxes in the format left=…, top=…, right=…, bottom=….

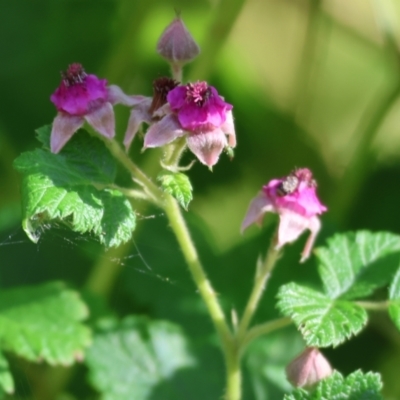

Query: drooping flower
left=123, top=77, right=179, bottom=151
left=157, top=15, right=200, bottom=66
left=241, top=168, right=327, bottom=262
left=50, top=63, right=134, bottom=153
left=143, top=81, right=236, bottom=167
left=286, top=347, right=332, bottom=388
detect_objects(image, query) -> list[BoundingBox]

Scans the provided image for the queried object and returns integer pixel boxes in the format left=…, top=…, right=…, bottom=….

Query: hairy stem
left=163, top=194, right=232, bottom=346
left=355, top=300, right=389, bottom=311
left=241, top=317, right=292, bottom=350
left=237, top=233, right=281, bottom=343
left=162, top=194, right=241, bottom=399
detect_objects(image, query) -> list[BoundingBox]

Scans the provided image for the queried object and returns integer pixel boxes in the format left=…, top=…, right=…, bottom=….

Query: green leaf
left=157, top=172, right=193, bottom=210
left=388, top=266, right=400, bottom=330
left=18, top=125, right=117, bottom=185
left=0, top=353, right=13, bottom=395
left=316, top=231, right=400, bottom=300
left=14, top=125, right=136, bottom=248
left=0, top=282, right=91, bottom=365
left=86, top=316, right=195, bottom=400
left=277, top=283, right=367, bottom=347
left=284, top=370, right=383, bottom=400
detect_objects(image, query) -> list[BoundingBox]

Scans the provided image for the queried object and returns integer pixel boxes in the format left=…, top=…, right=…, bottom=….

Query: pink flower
left=241, top=168, right=327, bottom=262
left=50, top=63, right=133, bottom=153
left=143, top=81, right=236, bottom=167
left=123, top=77, right=179, bottom=151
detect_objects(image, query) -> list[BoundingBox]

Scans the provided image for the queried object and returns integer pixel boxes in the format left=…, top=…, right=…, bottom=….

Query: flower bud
left=286, top=347, right=332, bottom=389
left=157, top=16, right=200, bottom=65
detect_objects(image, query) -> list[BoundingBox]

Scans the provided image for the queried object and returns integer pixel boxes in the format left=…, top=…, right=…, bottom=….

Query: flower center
left=277, top=175, right=299, bottom=197
left=61, top=63, right=87, bottom=87
left=185, top=81, right=211, bottom=107
left=150, top=77, right=179, bottom=114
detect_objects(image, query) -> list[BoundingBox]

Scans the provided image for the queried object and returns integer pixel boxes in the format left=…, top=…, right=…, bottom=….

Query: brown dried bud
left=286, top=347, right=332, bottom=389
left=157, top=16, right=200, bottom=65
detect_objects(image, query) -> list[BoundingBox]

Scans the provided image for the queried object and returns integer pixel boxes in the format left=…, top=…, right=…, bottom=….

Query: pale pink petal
left=107, top=85, right=148, bottom=107
left=276, top=210, right=310, bottom=249
left=85, top=102, right=115, bottom=138
left=153, top=103, right=172, bottom=118
left=241, top=192, right=275, bottom=232
left=50, top=113, right=84, bottom=153
left=300, top=216, right=321, bottom=263
left=221, top=110, right=236, bottom=147
left=124, top=100, right=153, bottom=151
left=144, top=114, right=185, bottom=148
left=186, top=129, right=227, bottom=167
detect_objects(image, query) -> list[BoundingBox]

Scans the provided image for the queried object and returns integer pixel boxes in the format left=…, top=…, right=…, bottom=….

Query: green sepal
left=157, top=171, right=193, bottom=210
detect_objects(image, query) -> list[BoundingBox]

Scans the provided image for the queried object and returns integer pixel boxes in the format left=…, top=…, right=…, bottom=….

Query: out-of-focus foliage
left=2, top=0, right=400, bottom=399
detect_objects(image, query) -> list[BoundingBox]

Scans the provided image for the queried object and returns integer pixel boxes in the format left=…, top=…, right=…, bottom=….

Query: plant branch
left=355, top=300, right=389, bottom=311
left=237, top=232, right=281, bottom=342
left=241, top=317, right=293, bottom=350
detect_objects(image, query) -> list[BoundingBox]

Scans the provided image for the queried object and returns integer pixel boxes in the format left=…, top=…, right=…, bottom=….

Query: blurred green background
left=2, top=0, right=400, bottom=399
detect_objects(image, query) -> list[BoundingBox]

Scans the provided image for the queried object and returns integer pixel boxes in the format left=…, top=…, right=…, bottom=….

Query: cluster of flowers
left=49, top=15, right=326, bottom=261
left=47, top=13, right=330, bottom=388
left=50, top=18, right=234, bottom=168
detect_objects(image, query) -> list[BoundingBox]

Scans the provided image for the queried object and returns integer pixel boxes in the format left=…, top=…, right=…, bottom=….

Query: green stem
left=237, top=234, right=281, bottom=342
left=163, top=194, right=240, bottom=399
left=355, top=300, right=389, bottom=311
left=171, top=62, right=183, bottom=82
left=241, top=317, right=292, bottom=350
left=163, top=194, right=232, bottom=347
left=162, top=138, right=188, bottom=170
left=225, top=348, right=241, bottom=400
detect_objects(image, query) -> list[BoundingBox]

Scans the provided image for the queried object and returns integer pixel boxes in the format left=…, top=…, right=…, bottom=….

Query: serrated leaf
left=284, top=370, right=383, bottom=400
left=14, top=125, right=136, bottom=248
left=316, top=231, right=400, bottom=300
left=86, top=316, right=195, bottom=400
left=157, top=172, right=193, bottom=210
left=17, top=125, right=117, bottom=185
left=388, top=266, right=400, bottom=330
left=0, top=282, right=91, bottom=365
left=0, top=352, right=13, bottom=395
left=277, top=283, right=367, bottom=347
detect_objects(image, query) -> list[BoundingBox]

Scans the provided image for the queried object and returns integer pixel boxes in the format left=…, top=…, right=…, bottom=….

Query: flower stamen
left=185, top=82, right=211, bottom=107
left=61, top=63, right=87, bottom=87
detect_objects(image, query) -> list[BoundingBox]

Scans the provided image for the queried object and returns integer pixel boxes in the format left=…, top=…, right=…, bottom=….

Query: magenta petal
left=241, top=192, right=274, bottom=233
left=85, top=102, right=115, bottom=138
left=144, top=114, right=185, bottom=148
left=166, top=86, right=187, bottom=110
left=186, top=128, right=227, bottom=167
left=107, top=85, right=148, bottom=107
left=50, top=113, right=84, bottom=153
left=123, top=100, right=153, bottom=151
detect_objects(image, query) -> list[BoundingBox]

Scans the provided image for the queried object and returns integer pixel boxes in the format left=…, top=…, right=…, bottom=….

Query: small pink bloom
left=241, top=168, right=327, bottom=262
left=50, top=63, right=132, bottom=153
left=144, top=81, right=236, bottom=167
left=123, top=77, right=179, bottom=150
left=286, top=347, right=332, bottom=388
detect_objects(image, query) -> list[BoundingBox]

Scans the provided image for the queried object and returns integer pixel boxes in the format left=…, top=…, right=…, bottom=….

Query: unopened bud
left=157, top=16, right=200, bottom=65
left=286, top=347, right=332, bottom=389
